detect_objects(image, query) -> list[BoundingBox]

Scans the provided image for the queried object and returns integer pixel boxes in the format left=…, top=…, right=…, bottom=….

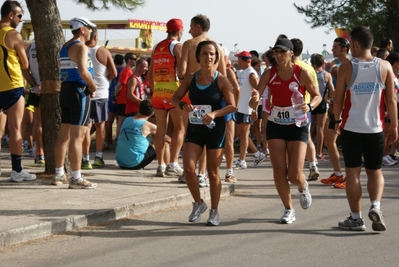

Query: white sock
left=254, top=151, right=261, bottom=157
left=334, top=171, right=343, bottom=176
left=351, top=212, right=362, bottom=220
left=371, top=200, right=381, bottom=210
left=55, top=167, right=64, bottom=176
left=227, top=169, right=233, bottom=175
left=159, top=164, right=166, bottom=168
left=95, top=151, right=103, bottom=158
left=169, top=162, right=178, bottom=168
left=71, top=170, right=81, bottom=180
left=83, top=154, right=89, bottom=161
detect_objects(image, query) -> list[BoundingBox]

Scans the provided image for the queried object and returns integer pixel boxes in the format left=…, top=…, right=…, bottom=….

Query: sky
left=20, top=0, right=337, bottom=55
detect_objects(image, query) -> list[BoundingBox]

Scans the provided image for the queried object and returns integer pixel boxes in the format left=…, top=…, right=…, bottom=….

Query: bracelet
left=179, top=101, right=187, bottom=110
left=334, top=119, right=342, bottom=124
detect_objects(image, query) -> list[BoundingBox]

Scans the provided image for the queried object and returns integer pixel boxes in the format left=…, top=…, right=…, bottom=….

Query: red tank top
left=152, top=39, right=178, bottom=83
left=268, top=64, right=305, bottom=107
left=125, top=74, right=145, bottom=114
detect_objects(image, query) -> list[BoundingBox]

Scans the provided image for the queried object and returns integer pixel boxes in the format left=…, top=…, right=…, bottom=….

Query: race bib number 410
left=269, top=106, right=295, bottom=125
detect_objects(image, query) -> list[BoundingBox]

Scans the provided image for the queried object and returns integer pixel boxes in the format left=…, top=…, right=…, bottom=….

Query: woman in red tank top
left=254, top=39, right=321, bottom=224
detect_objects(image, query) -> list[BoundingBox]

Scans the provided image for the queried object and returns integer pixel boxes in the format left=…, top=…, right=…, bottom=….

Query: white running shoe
left=10, top=170, right=37, bottom=182
left=280, top=209, right=296, bottom=224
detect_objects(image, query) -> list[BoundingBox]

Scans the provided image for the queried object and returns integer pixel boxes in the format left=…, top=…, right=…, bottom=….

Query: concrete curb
left=0, top=184, right=235, bottom=248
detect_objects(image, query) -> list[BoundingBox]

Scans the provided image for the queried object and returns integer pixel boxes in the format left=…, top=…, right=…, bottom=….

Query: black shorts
left=341, top=129, right=384, bottom=169
left=27, top=92, right=40, bottom=108
left=119, top=146, right=156, bottom=170
left=117, top=104, right=127, bottom=117
left=257, top=105, right=262, bottom=119
left=266, top=121, right=309, bottom=143
left=89, top=98, right=108, bottom=123
left=185, top=123, right=226, bottom=149
left=311, top=100, right=328, bottom=114
left=328, top=113, right=335, bottom=130
left=235, top=112, right=253, bottom=125
left=60, top=82, right=91, bottom=126
left=0, top=87, right=24, bottom=111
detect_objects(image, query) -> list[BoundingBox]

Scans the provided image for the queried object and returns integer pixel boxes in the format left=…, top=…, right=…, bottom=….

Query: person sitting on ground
left=116, top=99, right=170, bottom=170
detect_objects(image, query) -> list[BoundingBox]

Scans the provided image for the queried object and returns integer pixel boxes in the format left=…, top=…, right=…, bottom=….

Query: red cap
left=235, top=51, right=252, bottom=58
left=166, top=18, right=183, bottom=33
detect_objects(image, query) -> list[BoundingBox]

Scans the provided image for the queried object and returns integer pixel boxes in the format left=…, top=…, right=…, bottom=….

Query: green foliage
left=73, top=0, right=145, bottom=11
left=294, top=0, right=389, bottom=43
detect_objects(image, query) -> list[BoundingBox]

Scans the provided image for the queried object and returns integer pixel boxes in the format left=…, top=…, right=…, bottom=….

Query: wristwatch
left=307, top=103, right=314, bottom=112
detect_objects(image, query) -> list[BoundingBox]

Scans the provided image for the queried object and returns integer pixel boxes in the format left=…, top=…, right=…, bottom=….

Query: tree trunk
left=387, top=0, right=399, bottom=52
left=25, top=0, right=64, bottom=174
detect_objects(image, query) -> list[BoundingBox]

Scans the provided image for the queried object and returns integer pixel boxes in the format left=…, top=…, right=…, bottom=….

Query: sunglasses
left=16, top=14, right=22, bottom=19
left=130, top=58, right=137, bottom=61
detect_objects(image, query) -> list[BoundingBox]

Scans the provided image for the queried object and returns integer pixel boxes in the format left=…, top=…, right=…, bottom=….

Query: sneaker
left=320, top=173, right=344, bottom=185
left=10, top=170, right=37, bottom=182
left=222, top=154, right=226, bottom=161
left=178, top=151, right=183, bottom=158
left=93, top=156, right=105, bottom=167
left=387, top=155, right=398, bottom=165
left=165, top=164, right=183, bottom=176
left=368, top=205, right=386, bottom=231
left=34, top=155, right=45, bottom=165
left=156, top=165, right=166, bottom=177
left=188, top=199, right=207, bottom=222
left=225, top=172, right=237, bottom=183
left=389, top=154, right=397, bottom=161
left=316, top=154, right=325, bottom=161
left=178, top=173, right=186, bottom=183
left=334, top=178, right=346, bottom=189
left=382, top=155, right=396, bottom=167
left=28, top=148, right=35, bottom=157
left=299, top=181, right=312, bottom=209
left=233, top=159, right=247, bottom=169
left=252, top=152, right=266, bottom=167
left=206, top=209, right=220, bottom=226
left=307, top=166, right=320, bottom=181
left=81, top=160, right=93, bottom=170
left=198, top=174, right=209, bottom=188
left=68, top=177, right=97, bottom=189
left=52, top=173, right=69, bottom=185
left=338, top=215, right=366, bottom=231
left=280, top=209, right=296, bottom=224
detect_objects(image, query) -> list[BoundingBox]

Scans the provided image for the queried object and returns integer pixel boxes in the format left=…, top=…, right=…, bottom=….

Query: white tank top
left=28, top=42, right=40, bottom=84
left=88, top=45, right=109, bottom=99
left=236, top=67, right=258, bottom=114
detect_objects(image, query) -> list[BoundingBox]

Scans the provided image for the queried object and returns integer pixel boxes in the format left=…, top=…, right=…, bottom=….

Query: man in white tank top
left=334, top=26, right=397, bottom=232
left=82, top=27, right=117, bottom=168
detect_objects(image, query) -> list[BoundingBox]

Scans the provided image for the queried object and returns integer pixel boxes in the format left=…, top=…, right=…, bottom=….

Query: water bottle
left=291, top=86, right=308, bottom=127
left=207, top=120, right=216, bottom=129
left=193, top=108, right=215, bottom=129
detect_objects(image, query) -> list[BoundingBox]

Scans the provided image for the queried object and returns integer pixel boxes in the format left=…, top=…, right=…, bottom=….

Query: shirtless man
left=178, top=14, right=226, bottom=186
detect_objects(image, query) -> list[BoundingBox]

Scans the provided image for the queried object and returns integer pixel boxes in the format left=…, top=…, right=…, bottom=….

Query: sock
left=227, top=169, right=233, bottom=175
left=11, top=154, right=22, bottom=172
left=55, top=167, right=65, bottom=176
left=351, top=212, right=362, bottom=220
left=159, top=164, right=166, bottom=168
left=95, top=151, right=103, bottom=158
left=71, top=170, right=81, bottom=180
left=83, top=154, right=89, bottom=161
left=254, top=151, right=261, bottom=157
left=169, top=162, right=177, bottom=168
left=371, top=200, right=381, bottom=210
left=309, top=161, right=317, bottom=168
left=334, top=171, right=343, bottom=177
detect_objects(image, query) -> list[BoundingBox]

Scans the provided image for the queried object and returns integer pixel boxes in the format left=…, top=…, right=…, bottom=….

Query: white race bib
left=189, top=105, right=212, bottom=125
left=269, top=106, right=295, bottom=125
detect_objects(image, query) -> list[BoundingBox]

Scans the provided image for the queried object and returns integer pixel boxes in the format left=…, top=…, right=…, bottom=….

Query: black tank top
left=189, top=71, right=224, bottom=125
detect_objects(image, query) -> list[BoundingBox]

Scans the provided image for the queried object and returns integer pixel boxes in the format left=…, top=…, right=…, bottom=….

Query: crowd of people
left=0, top=0, right=397, bottom=230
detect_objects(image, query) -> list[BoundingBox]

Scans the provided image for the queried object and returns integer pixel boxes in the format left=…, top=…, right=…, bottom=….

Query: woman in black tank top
left=171, top=40, right=236, bottom=226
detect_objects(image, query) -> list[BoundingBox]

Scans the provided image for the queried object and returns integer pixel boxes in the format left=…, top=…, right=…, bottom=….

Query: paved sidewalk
left=0, top=149, right=234, bottom=248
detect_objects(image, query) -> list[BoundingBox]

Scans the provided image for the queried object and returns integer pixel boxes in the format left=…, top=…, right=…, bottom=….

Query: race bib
left=189, top=105, right=212, bottom=124
left=269, top=106, right=295, bottom=125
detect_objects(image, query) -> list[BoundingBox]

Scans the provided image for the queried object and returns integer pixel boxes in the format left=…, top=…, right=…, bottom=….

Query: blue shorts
left=108, top=92, right=117, bottom=113
left=224, top=112, right=235, bottom=122
left=89, top=98, right=108, bottom=123
left=0, top=87, right=24, bottom=111
left=235, top=112, right=253, bottom=125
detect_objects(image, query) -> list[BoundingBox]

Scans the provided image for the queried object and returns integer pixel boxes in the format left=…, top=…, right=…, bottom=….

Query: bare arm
left=254, top=69, right=271, bottom=109
left=333, top=61, right=351, bottom=128
left=171, top=74, right=193, bottom=109
left=178, top=42, right=189, bottom=79
left=325, top=71, right=335, bottom=98
left=148, top=50, right=155, bottom=90
left=100, top=47, right=117, bottom=81
left=226, top=68, right=240, bottom=107
left=12, top=31, right=29, bottom=70
left=300, top=69, right=321, bottom=112
left=383, top=61, right=398, bottom=144
left=70, top=43, right=96, bottom=92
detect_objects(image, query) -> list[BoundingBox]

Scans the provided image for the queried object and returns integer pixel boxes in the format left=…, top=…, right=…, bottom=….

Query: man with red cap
left=233, top=51, right=266, bottom=169
left=148, top=18, right=186, bottom=177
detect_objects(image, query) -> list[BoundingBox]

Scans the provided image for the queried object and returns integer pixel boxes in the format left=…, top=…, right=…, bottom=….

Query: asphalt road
left=1, top=160, right=398, bottom=267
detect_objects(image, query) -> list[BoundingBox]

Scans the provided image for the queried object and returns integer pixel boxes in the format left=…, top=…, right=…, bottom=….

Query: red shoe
left=320, top=174, right=344, bottom=185
left=334, top=178, right=346, bottom=189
